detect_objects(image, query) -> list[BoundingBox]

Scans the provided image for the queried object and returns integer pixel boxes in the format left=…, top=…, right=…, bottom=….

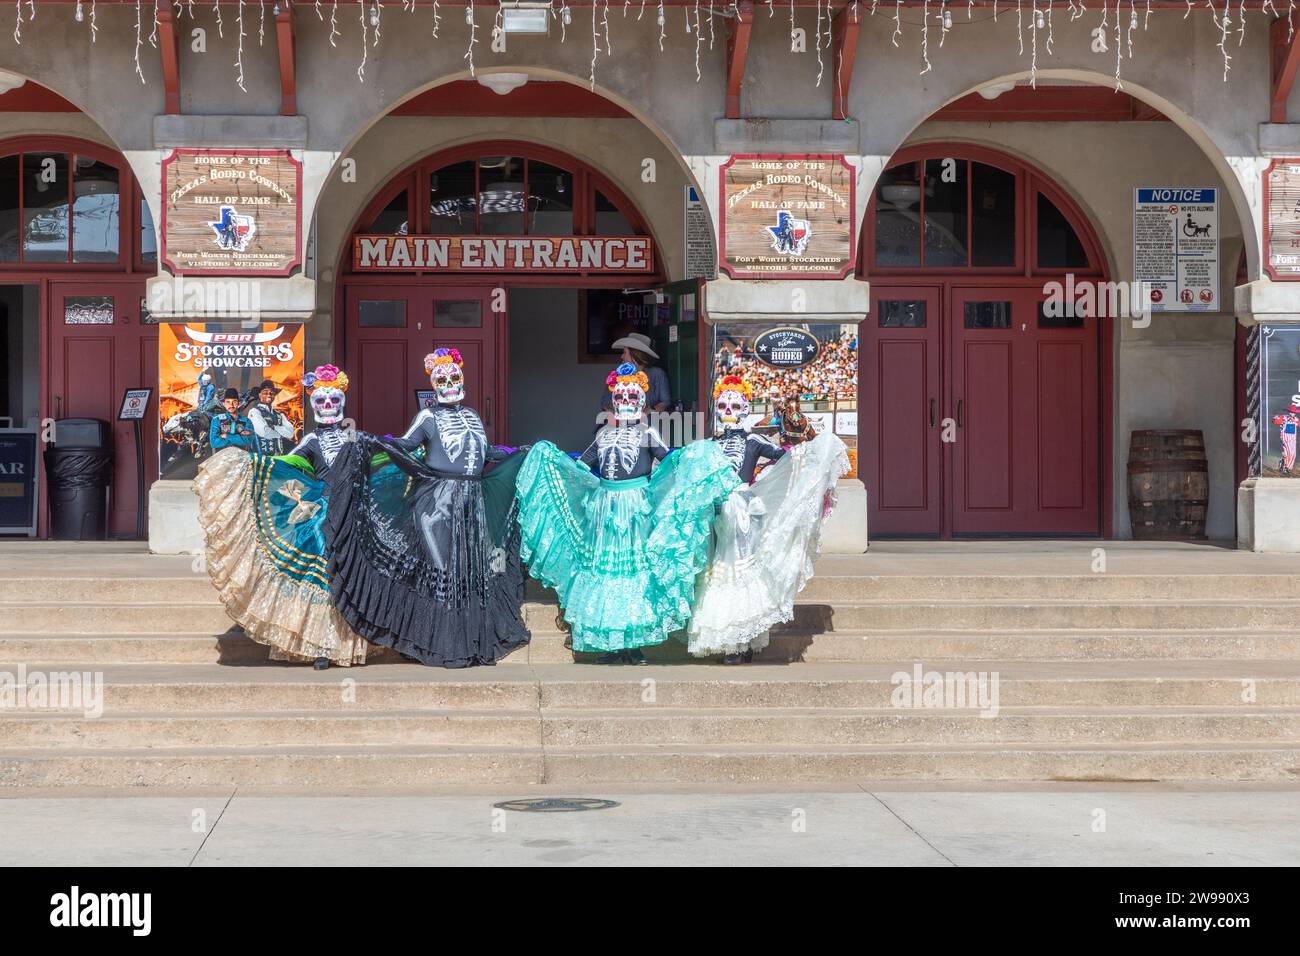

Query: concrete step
left=3, top=661, right=1298, bottom=710
left=3, top=707, right=1296, bottom=749
left=7, top=597, right=1298, bottom=636
left=2, top=742, right=1297, bottom=789
left=8, top=628, right=1299, bottom=666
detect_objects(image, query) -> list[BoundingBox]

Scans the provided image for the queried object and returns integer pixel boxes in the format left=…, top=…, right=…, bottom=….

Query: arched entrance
left=0, top=134, right=156, bottom=537
left=338, top=140, right=673, bottom=450
left=860, top=144, right=1109, bottom=537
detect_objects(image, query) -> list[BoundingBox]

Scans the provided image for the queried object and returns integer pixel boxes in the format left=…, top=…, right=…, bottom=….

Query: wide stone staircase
left=0, top=543, right=1298, bottom=789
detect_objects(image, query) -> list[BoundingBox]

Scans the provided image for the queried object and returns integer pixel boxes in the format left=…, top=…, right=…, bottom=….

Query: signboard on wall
left=1260, top=326, right=1300, bottom=478
left=1263, top=159, right=1300, bottom=280
left=157, top=323, right=305, bottom=480
left=684, top=185, right=717, bottom=280
left=352, top=235, right=654, bottom=273
left=161, top=148, right=303, bottom=276
left=720, top=155, right=855, bottom=279
left=0, top=429, right=38, bottom=536
left=1133, top=187, right=1219, bottom=311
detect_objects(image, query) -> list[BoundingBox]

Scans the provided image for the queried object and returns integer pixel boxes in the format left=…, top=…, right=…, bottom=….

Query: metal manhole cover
left=493, top=797, right=620, bottom=813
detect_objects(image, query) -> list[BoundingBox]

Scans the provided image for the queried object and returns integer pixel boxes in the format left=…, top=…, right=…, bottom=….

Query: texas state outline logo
left=766, top=209, right=812, bottom=256
left=209, top=205, right=258, bottom=252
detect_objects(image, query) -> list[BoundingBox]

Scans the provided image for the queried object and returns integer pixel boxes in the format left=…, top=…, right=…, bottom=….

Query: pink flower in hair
left=314, top=364, right=340, bottom=383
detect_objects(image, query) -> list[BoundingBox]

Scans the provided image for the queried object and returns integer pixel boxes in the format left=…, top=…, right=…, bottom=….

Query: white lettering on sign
left=353, top=236, right=654, bottom=273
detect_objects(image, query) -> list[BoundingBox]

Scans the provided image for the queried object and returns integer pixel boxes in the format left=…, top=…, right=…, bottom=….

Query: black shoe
left=625, top=648, right=649, bottom=665
left=720, top=652, right=745, bottom=665
left=742, top=648, right=754, bottom=663
left=313, top=656, right=330, bottom=671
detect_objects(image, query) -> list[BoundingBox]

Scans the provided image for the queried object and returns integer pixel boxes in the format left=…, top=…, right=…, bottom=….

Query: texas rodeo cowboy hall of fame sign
left=161, top=149, right=303, bottom=276
left=720, top=155, right=855, bottom=279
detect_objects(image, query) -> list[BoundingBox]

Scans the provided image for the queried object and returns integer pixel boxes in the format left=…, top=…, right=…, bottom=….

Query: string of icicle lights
left=8, top=0, right=1295, bottom=92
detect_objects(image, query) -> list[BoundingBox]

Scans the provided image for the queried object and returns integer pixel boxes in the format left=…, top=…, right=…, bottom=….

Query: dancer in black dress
left=326, top=348, right=530, bottom=667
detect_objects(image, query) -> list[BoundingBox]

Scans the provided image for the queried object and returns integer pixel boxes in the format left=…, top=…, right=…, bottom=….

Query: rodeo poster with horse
left=158, top=323, right=305, bottom=480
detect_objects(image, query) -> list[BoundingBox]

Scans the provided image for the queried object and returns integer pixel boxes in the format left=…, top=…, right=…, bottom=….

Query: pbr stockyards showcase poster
left=1261, top=326, right=1300, bottom=478
left=158, top=323, right=305, bottom=480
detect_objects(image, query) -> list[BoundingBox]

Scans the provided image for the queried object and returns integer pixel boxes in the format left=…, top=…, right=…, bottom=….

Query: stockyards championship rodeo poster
left=1261, top=326, right=1300, bottom=478
left=158, top=323, right=305, bottom=480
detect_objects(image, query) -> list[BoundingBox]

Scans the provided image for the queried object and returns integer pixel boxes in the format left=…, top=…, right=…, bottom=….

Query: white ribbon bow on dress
left=277, top=479, right=321, bottom=525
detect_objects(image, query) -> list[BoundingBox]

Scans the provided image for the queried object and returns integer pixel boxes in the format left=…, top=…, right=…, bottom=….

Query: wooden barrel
left=1127, top=430, right=1208, bottom=540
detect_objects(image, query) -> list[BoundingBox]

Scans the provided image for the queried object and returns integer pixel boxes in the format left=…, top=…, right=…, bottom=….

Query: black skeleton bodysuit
left=387, top=404, right=506, bottom=476
left=288, top=424, right=349, bottom=477
left=580, top=422, right=670, bottom=480
left=714, top=426, right=786, bottom=483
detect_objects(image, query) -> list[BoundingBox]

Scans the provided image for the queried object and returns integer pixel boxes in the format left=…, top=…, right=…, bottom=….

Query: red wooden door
left=947, top=286, right=1099, bottom=535
left=344, top=285, right=504, bottom=441
left=864, top=287, right=943, bottom=535
left=46, top=279, right=155, bottom=537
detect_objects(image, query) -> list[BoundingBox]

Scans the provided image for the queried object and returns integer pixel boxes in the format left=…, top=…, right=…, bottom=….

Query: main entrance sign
left=720, top=155, right=855, bottom=279
left=351, top=235, right=654, bottom=273
left=161, top=148, right=303, bottom=276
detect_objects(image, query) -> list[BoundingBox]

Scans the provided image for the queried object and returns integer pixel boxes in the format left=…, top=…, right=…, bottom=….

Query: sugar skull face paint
left=612, top=383, right=646, bottom=421
left=714, top=388, right=750, bottom=426
left=432, top=363, right=465, bottom=404
left=310, top=385, right=346, bottom=425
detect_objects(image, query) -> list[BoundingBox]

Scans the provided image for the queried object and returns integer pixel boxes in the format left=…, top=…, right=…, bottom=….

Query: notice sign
left=118, top=388, right=152, bottom=421
left=352, top=235, right=654, bottom=273
left=684, top=185, right=717, bottom=280
left=1133, top=187, right=1219, bottom=311
left=1263, top=159, right=1300, bottom=280
left=720, top=155, right=855, bottom=279
left=161, top=148, right=303, bottom=276
left=0, top=429, right=37, bottom=535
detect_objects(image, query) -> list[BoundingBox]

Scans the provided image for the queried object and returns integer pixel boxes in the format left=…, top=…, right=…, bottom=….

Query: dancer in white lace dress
left=687, top=376, right=850, bottom=663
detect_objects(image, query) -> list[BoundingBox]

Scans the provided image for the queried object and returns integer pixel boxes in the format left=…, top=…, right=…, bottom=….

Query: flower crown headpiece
left=302, top=364, right=349, bottom=394
left=607, top=362, right=650, bottom=392
left=425, top=348, right=463, bottom=373
left=713, top=374, right=753, bottom=401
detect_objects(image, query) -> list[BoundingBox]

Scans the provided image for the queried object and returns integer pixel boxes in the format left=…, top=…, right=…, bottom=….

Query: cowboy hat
left=609, top=332, right=659, bottom=360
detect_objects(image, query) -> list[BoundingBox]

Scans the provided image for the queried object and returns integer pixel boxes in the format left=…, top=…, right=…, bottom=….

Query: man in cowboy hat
left=599, top=332, right=671, bottom=416
left=246, top=379, right=296, bottom=455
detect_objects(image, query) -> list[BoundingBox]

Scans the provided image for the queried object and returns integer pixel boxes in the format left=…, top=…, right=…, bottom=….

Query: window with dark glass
left=428, top=161, right=476, bottom=233
left=594, top=189, right=632, bottom=235
left=358, top=299, right=407, bottom=328
left=526, top=161, right=573, bottom=235
left=23, top=152, right=70, bottom=263
left=874, top=162, right=921, bottom=267
left=369, top=189, right=410, bottom=235
left=923, top=158, right=967, bottom=267
left=64, top=294, right=114, bottom=325
left=1038, top=299, right=1084, bottom=328
left=1036, top=191, right=1090, bottom=269
left=879, top=299, right=927, bottom=328
left=0, top=155, right=19, bottom=263
left=963, top=300, right=1012, bottom=329
left=970, top=161, right=1016, bottom=266
left=477, top=156, right=525, bottom=235
left=72, top=156, right=120, bottom=263
left=434, top=300, right=483, bottom=328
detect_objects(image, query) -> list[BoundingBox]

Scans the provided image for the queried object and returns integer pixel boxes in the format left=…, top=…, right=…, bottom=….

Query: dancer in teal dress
left=515, top=363, right=738, bottom=663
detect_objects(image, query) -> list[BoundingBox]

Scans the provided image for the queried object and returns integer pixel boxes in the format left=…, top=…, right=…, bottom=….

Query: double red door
left=863, top=284, right=1100, bottom=536
left=342, top=285, right=505, bottom=441
left=45, top=279, right=155, bottom=537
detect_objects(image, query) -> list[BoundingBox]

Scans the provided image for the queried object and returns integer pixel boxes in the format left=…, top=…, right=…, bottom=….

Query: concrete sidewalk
left=2, top=787, right=1297, bottom=866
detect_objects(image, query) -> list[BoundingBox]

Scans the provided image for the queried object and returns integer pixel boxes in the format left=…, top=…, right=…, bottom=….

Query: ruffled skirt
left=516, top=440, right=738, bottom=653
left=325, top=436, right=530, bottom=667
left=193, top=447, right=368, bottom=665
left=687, top=432, right=851, bottom=657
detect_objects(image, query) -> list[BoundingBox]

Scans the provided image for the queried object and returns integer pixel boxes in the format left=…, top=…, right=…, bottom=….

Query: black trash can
left=44, top=418, right=115, bottom=541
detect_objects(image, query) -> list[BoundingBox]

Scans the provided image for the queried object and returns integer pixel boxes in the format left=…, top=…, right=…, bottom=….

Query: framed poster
left=1263, top=159, right=1300, bottom=280
left=0, top=428, right=38, bottom=536
left=158, top=323, right=305, bottom=480
left=1260, top=326, right=1300, bottom=478
left=161, top=148, right=303, bottom=276
left=719, top=155, right=856, bottom=279
left=579, top=289, right=655, bottom=363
